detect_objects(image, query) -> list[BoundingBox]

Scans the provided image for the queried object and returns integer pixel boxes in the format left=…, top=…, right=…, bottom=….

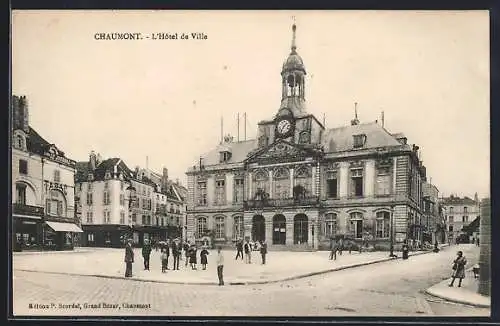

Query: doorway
left=293, top=214, right=309, bottom=244
left=252, top=215, right=266, bottom=242
left=272, top=214, right=286, bottom=245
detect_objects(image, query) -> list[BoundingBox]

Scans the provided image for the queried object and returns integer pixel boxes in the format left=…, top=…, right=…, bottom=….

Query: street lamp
left=389, top=205, right=396, bottom=258
left=126, top=184, right=137, bottom=243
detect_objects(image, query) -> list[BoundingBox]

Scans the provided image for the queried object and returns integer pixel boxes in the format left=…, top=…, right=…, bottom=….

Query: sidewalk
left=13, top=246, right=437, bottom=286
left=425, top=268, right=490, bottom=308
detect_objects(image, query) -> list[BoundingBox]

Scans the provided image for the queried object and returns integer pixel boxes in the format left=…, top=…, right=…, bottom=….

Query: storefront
left=44, top=221, right=83, bottom=250
left=13, top=214, right=43, bottom=251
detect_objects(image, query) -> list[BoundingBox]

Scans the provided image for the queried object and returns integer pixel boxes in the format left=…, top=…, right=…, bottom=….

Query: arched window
left=294, top=166, right=312, bottom=197
left=196, top=217, right=207, bottom=238
left=349, top=212, right=363, bottom=239
left=376, top=211, right=391, bottom=238
left=233, top=216, right=244, bottom=240
left=273, top=167, right=290, bottom=199
left=325, top=213, right=337, bottom=238
left=215, top=216, right=225, bottom=239
left=46, top=190, right=66, bottom=217
left=254, top=170, right=269, bottom=198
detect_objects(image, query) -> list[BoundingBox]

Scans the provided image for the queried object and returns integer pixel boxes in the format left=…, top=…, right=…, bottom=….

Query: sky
left=11, top=10, right=490, bottom=199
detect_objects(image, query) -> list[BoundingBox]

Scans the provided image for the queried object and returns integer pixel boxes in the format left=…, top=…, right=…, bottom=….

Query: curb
left=424, top=266, right=490, bottom=308
left=14, top=249, right=436, bottom=286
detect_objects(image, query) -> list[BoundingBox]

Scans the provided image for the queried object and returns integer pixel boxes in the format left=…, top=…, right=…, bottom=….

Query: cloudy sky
left=12, top=10, right=489, bottom=198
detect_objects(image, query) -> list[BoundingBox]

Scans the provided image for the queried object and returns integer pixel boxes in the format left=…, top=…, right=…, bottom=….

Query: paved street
left=12, top=244, right=488, bottom=317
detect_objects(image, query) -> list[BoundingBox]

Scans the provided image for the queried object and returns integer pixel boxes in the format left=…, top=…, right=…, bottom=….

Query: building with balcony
left=185, top=24, right=428, bottom=250
left=440, top=193, right=480, bottom=244
left=11, top=95, right=81, bottom=251
left=76, top=153, right=186, bottom=247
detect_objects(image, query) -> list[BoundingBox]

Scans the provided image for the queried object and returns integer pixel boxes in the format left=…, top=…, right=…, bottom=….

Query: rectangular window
left=142, top=215, right=146, bottom=225
left=103, top=192, right=111, bottom=205
left=464, top=207, right=468, bottom=213
left=87, top=233, right=95, bottom=242
left=86, top=211, right=93, bottom=223
left=120, top=211, right=125, bottom=224
left=54, top=170, right=61, bottom=183
left=353, top=134, right=367, bottom=148
left=19, top=159, right=28, bottom=175
left=197, top=181, right=207, bottom=206
left=326, top=171, right=338, bottom=198
left=104, top=211, right=111, bottom=224
left=132, top=213, right=136, bottom=223
left=104, top=181, right=109, bottom=189
left=462, top=216, right=468, bottom=223
left=449, top=207, right=454, bottom=213
left=16, top=184, right=26, bottom=205
left=376, top=167, right=391, bottom=196
left=449, top=225, right=453, bottom=232
left=120, top=194, right=125, bottom=206
left=233, top=178, right=244, bottom=203
left=215, top=179, right=226, bottom=205
left=350, top=169, right=363, bottom=197
left=448, top=216, right=454, bottom=223
left=86, top=192, right=93, bottom=205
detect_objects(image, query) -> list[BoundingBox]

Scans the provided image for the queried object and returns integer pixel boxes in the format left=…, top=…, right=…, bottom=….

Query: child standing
left=200, top=247, right=209, bottom=270
left=161, top=248, right=168, bottom=273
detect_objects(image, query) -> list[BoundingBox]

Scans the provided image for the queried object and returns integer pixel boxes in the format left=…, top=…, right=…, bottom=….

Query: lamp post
left=126, top=184, right=137, bottom=244
left=389, top=205, right=396, bottom=258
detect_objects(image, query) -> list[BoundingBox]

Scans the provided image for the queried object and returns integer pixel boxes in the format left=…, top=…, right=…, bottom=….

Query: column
left=285, top=213, right=294, bottom=245
left=289, top=168, right=294, bottom=197
left=364, top=160, right=375, bottom=197
left=247, top=172, right=253, bottom=200
left=265, top=214, right=273, bottom=244
left=268, top=170, right=273, bottom=198
left=339, top=162, right=349, bottom=198
left=307, top=215, right=313, bottom=247
left=311, top=166, right=316, bottom=196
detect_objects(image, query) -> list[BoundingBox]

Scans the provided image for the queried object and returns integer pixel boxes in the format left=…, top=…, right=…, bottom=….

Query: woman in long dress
left=449, top=250, right=467, bottom=287
left=200, top=247, right=209, bottom=270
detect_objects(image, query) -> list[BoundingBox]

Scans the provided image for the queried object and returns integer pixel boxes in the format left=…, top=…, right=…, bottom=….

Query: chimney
left=96, top=153, right=102, bottom=166
left=89, top=151, right=97, bottom=170
left=163, top=168, right=169, bottom=180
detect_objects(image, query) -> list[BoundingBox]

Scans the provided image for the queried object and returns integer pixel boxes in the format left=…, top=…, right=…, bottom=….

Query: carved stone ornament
left=233, top=170, right=245, bottom=178
left=349, top=160, right=364, bottom=169
left=197, top=174, right=208, bottom=182
left=326, top=162, right=340, bottom=170
left=214, top=173, right=226, bottom=180
left=376, top=157, right=393, bottom=168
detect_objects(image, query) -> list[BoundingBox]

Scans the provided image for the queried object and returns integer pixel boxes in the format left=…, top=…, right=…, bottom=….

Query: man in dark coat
left=244, top=240, right=252, bottom=264
left=164, top=239, right=171, bottom=270
left=329, top=238, right=337, bottom=260
left=260, top=240, right=267, bottom=265
left=183, top=242, right=190, bottom=267
left=142, top=239, right=152, bottom=270
left=124, top=239, right=134, bottom=277
left=172, top=239, right=180, bottom=270
left=235, top=240, right=244, bottom=260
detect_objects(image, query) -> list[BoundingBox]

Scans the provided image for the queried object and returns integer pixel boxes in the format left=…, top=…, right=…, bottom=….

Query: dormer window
left=87, top=173, right=94, bottom=181
left=105, top=171, right=111, bottom=180
left=353, top=134, right=367, bottom=148
left=16, top=135, right=24, bottom=150
left=220, top=151, right=232, bottom=163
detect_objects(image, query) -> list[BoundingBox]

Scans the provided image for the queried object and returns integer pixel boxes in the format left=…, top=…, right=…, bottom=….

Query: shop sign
left=44, top=150, right=76, bottom=168
left=44, top=180, right=68, bottom=195
left=22, top=221, right=37, bottom=225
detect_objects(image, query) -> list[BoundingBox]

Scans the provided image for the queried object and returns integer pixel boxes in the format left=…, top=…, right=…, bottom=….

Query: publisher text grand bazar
left=29, top=303, right=151, bottom=309
left=94, top=32, right=208, bottom=40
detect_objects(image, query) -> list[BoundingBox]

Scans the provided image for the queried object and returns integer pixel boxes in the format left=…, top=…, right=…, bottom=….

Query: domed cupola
left=279, top=23, right=307, bottom=116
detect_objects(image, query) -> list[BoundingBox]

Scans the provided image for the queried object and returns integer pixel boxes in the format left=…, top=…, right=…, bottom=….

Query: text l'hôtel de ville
left=94, top=32, right=208, bottom=41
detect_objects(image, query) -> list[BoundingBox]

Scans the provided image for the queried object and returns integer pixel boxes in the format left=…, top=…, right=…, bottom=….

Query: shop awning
left=45, top=221, right=83, bottom=233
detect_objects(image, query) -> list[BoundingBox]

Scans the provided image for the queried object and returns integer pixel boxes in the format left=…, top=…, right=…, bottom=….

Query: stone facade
left=185, top=24, right=428, bottom=250
left=440, top=194, right=480, bottom=244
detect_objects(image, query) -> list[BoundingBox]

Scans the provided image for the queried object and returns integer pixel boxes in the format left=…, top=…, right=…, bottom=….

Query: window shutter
left=46, top=199, right=51, bottom=214
left=57, top=201, right=63, bottom=216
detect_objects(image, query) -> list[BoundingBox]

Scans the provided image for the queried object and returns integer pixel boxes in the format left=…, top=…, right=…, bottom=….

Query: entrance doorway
left=252, top=215, right=265, bottom=242
left=294, top=214, right=309, bottom=244
left=272, top=214, right=286, bottom=245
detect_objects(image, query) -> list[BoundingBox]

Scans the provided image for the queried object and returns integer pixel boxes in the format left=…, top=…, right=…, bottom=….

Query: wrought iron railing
left=12, top=203, right=44, bottom=217
left=244, top=196, right=320, bottom=209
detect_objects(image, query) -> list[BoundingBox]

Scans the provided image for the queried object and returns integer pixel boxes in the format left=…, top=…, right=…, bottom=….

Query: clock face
left=277, top=119, right=292, bottom=135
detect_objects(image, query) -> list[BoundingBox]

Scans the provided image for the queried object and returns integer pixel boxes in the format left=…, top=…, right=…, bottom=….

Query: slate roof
left=322, top=122, right=402, bottom=152
left=194, top=121, right=405, bottom=167
left=75, top=158, right=134, bottom=183
left=441, top=196, right=478, bottom=206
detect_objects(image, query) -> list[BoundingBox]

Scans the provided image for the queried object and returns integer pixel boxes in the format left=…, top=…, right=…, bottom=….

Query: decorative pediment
left=376, top=157, right=393, bottom=168
left=326, top=162, right=340, bottom=171
left=214, top=173, right=226, bottom=180
left=233, top=170, right=245, bottom=178
left=349, top=160, right=365, bottom=169
left=246, top=139, right=322, bottom=164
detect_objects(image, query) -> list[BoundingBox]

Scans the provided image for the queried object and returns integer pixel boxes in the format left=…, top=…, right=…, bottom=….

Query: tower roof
left=282, top=24, right=306, bottom=74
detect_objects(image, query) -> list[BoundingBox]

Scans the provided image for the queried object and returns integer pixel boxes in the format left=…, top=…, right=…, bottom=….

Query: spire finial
left=351, top=102, right=360, bottom=126
left=291, top=17, right=297, bottom=53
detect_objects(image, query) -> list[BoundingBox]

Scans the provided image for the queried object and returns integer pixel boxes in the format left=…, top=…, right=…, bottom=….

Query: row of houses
left=11, top=95, right=187, bottom=251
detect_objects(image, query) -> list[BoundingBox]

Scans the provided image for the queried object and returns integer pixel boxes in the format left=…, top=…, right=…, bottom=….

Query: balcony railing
left=244, top=196, right=320, bottom=209
left=12, top=203, right=44, bottom=217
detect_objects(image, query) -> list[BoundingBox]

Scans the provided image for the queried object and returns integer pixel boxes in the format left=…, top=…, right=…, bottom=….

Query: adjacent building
left=11, top=95, right=81, bottom=251
left=422, top=181, right=444, bottom=244
left=440, top=193, right=480, bottom=244
left=75, top=153, right=186, bottom=247
left=185, top=24, right=429, bottom=250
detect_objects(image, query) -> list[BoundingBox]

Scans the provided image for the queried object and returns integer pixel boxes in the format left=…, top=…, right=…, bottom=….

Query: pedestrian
left=142, top=239, right=152, bottom=270
left=244, top=240, right=252, bottom=264
left=235, top=240, right=244, bottom=260
left=171, top=239, right=180, bottom=270
left=476, top=237, right=480, bottom=246
left=449, top=250, right=467, bottom=287
left=189, top=245, right=198, bottom=270
left=433, top=240, right=440, bottom=253
left=338, top=237, right=344, bottom=256
left=216, top=246, right=224, bottom=286
left=164, top=239, right=171, bottom=270
left=124, top=238, right=134, bottom=277
left=347, top=239, right=353, bottom=254
left=161, top=248, right=168, bottom=273
left=402, top=240, right=409, bottom=260
left=183, top=242, right=190, bottom=267
left=260, top=240, right=267, bottom=265
left=329, top=238, right=337, bottom=260
left=200, top=246, right=209, bottom=270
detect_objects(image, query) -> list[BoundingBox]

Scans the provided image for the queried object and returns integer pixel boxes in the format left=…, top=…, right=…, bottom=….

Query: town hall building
left=185, top=24, right=428, bottom=250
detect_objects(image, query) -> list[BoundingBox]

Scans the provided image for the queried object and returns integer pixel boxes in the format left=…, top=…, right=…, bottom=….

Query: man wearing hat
left=142, top=238, right=152, bottom=270
left=124, top=238, right=134, bottom=277
left=171, top=238, right=180, bottom=270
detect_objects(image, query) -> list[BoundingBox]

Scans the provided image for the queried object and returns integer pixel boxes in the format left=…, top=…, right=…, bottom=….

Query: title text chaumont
left=94, top=32, right=208, bottom=40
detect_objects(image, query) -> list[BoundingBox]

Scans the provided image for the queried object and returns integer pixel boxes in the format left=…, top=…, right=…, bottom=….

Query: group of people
left=123, top=238, right=226, bottom=285
left=329, top=237, right=357, bottom=260
left=234, top=239, right=268, bottom=265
